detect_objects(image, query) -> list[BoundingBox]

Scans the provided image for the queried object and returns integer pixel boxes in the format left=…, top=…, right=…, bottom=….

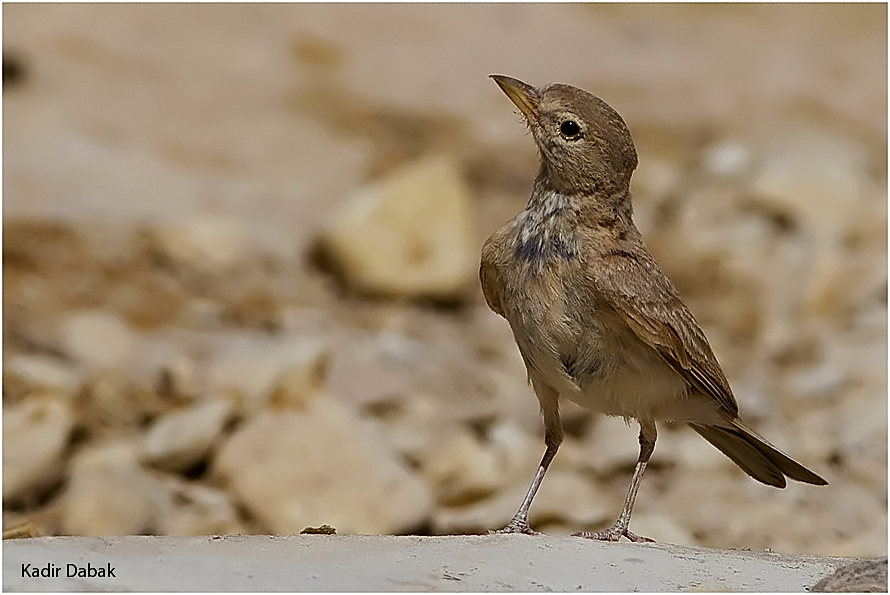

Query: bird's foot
left=489, top=516, right=540, bottom=536
left=571, top=524, right=653, bottom=543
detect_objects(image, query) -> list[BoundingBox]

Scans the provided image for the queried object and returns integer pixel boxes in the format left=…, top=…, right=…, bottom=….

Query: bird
left=480, top=74, right=827, bottom=542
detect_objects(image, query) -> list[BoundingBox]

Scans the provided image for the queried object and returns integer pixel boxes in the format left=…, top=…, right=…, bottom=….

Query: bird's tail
left=689, top=420, right=828, bottom=488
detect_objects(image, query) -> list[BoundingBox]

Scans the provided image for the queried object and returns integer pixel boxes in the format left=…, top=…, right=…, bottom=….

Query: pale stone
left=702, top=140, right=752, bottom=178
left=64, top=441, right=168, bottom=536
left=326, top=341, right=414, bottom=408
left=674, top=430, right=731, bottom=471
left=3, top=397, right=75, bottom=501
left=750, top=134, right=866, bottom=241
left=142, top=215, right=254, bottom=272
left=265, top=359, right=329, bottom=411
left=529, top=469, right=611, bottom=529
left=208, top=338, right=330, bottom=413
left=633, top=157, right=682, bottom=198
left=76, top=369, right=168, bottom=435
left=629, top=512, right=697, bottom=546
left=3, top=354, right=80, bottom=393
left=215, top=395, right=432, bottom=535
left=432, top=468, right=609, bottom=535
left=316, top=155, right=477, bottom=299
left=158, top=477, right=244, bottom=536
left=61, top=310, right=137, bottom=369
left=367, top=393, right=462, bottom=466
left=422, top=428, right=503, bottom=506
left=579, top=416, right=646, bottom=476
left=142, top=399, right=234, bottom=472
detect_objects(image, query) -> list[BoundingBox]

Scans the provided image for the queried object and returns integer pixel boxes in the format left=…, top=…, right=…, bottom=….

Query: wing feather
left=480, top=235, right=506, bottom=318
left=592, top=248, right=739, bottom=416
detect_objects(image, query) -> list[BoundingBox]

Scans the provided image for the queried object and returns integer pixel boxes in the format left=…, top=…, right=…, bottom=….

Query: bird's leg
left=573, top=420, right=657, bottom=543
left=493, top=381, right=562, bottom=536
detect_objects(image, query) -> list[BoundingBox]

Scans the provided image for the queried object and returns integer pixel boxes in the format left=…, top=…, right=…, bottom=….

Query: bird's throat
left=511, top=188, right=581, bottom=269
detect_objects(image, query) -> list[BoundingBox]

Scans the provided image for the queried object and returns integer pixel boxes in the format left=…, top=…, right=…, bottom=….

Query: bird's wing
left=591, top=248, right=739, bottom=416
left=479, top=233, right=507, bottom=318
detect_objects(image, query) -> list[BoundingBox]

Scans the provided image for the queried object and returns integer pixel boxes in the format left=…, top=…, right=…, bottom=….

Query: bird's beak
left=490, top=75, right=540, bottom=124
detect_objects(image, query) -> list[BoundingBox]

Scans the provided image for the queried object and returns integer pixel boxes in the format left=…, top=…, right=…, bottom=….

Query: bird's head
left=491, top=75, right=638, bottom=197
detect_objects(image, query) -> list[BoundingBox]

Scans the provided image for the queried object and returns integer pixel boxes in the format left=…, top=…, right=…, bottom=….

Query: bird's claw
left=571, top=526, right=654, bottom=543
left=489, top=517, right=541, bottom=536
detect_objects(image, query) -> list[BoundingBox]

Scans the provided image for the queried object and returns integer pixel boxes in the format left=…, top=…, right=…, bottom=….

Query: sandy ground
left=3, top=535, right=857, bottom=592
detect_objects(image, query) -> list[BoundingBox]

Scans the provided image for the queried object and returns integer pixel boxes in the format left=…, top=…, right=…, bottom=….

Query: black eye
left=560, top=120, right=581, bottom=139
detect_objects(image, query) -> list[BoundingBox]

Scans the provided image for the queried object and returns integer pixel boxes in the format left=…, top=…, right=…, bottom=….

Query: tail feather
left=689, top=420, right=828, bottom=488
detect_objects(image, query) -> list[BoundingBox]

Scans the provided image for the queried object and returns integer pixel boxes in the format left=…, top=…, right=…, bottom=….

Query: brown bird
left=481, top=75, right=827, bottom=542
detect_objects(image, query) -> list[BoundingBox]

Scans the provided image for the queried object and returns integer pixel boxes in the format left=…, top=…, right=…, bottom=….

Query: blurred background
left=2, top=4, right=886, bottom=557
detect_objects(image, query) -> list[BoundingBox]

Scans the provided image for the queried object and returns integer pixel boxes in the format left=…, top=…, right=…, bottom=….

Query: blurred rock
left=674, top=429, right=732, bottom=471
left=154, top=352, right=202, bottom=404
left=265, top=360, right=329, bottom=411
left=209, top=338, right=330, bottom=413
left=422, top=428, right=503, bottom=506
left=327, top=340, right=414, bottom=408
left=74, top=370, right=170, bottom=437
left=142, top=399, right=233, bottom=472
left=106, top=270, right=186, bottom=330
left=314, top=155, right=477, bottom=300
left=158, top=477, right=244, bottom=536
left=432, top=468, right=609, bottom=535
left=3, top=354, right=80, bottom=393
left=367, top=393, right=465, bottom=467
left=629, top=512, right=697, bottom=546
left=702, top=139, right=752, bottom=178
left=633, top=157, right=682, bottom=199
left=61, top=310, right=137, bottom=369
left=220, top=288, right=284, bottom=332
left=64, top=441, right=167, bottom=536
left=141, top=215, right=254, bottom=274
left=579, top=416, right=649, bottom=476
left=749, top=133, right=866, bottom=241
left=3, top=396, right=74, bottom=502
left=215, top=395, right=432, bottom=535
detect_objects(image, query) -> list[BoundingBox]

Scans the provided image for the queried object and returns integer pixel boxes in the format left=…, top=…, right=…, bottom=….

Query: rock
left=632, top=157, right=682, bottom=198
left=432, top=468, right=609, bottom=535
left=315, top=155, right=477, bottom=300
left=106, top=269, right=186, bottom=330
left=628, top=512, right=697, bottom=546
left=209, top=338, right=330, bottom=414
left=326, top=339, right=415, bottom=408
left=702, top=139, right=752, bottom=178
left=141, top=215, right=254, bottom=273
left=64, top=441, right=168, bottom=536
left=422, top=428, right=503, bottom=506
left=366, top=393, right=461, bottom=466
left=142, top=399, right=233, bottom=472
left=749, top=133, right=866, bottom=241
left=579, top=416, right=648, bottom=476
left=3, top=396, right=75, bottom=502
left=61, top=310, right=137, bottom=369
left=673, top=429, right=731, bottom=471
left=811, top=557, right=888, bottom=593
left=529, top=469, right=611, bottom=531
left=154, top=352, right=202, bottom=404
left=265, top=360, right=329, bottom=411
left=74, top=370, right=169, bottom=437
left=220, top=288, right=284, bottom=332
left=158, top=478, right=244, bottom=536
left=3, top=354, right=80, bottom=393
left=215, top=395, right=432, bottom=535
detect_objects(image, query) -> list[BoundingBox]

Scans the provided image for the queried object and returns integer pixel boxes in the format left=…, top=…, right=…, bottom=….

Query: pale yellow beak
left=490, top=75, right=540, bottom=123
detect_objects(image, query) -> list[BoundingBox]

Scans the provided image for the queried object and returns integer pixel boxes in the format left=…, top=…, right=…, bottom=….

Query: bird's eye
left=559, top=120, right=582, bottom=139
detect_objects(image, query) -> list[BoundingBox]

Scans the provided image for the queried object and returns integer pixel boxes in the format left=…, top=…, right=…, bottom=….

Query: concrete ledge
left=3, top=535, right=854, bottom=592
